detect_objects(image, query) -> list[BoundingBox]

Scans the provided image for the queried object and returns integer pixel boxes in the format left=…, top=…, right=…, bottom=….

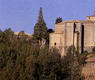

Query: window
left=54, top=43, right=56, bottom=46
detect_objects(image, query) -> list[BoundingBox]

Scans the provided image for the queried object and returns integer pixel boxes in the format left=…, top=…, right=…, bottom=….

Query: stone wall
left=49, top=33, right=65, bottom=56
left=65, top=23, right=73, bottom=46
left=82, top=54, right=95, bottom=80
left=49, top=19, right=95, bottom=55
left=86, top=16, right=95, bottom=21
left=84, top=23, right=95, bottom=47
left=55, top=24, right=64, bottom=33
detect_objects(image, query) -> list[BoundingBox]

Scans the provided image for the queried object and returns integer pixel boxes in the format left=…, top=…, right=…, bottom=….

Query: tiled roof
left=56, top=22, right=64, bottom=25
left=65, top=20, right=94, bottom=23
left=57, top=20, right=94, bottom=25
left=87, top=15, right=95, bottom=17
left=64, top=20, right=80, bottom=23
left=80, top=20, right=94, bottom=23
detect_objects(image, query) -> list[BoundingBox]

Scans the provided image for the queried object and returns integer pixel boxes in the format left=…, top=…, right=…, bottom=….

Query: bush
left=62, top=46, right=84, bottom=80
left=84, top=50, right=88, bottom=53
left=92, top=47, right=95, bottom=52
left=0, top=29, right=63, bottom=80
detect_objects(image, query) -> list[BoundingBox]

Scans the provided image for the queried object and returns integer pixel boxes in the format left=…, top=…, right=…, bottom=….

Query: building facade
left=49, top=15, right=95, bottom=56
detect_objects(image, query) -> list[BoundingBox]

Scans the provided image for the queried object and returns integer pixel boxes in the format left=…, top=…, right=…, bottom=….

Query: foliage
left=47, top=29, right=54, bottom=33
left=46, top=29, right=54, bottom=45
left=92, top=46, right=95, bottom=52
left=0, top=28, right=85, bottom=80
left=62, top=46, right=84, bottom=80
left=33, top=8, right=48, bottom=42
left=0, top=29, right=64, bottom=80
left=55, top=17, right=62, bottom=24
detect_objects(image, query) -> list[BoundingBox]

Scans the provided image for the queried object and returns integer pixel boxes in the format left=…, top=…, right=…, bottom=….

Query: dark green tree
left=25, top=46, right=63, bottom=80
left=33, top=7, right=48, bottom=42
left=0, top=28, right=85, bottom=80
left=55, top=17, right=62, bottom=24
left=47, top=29, right=54, bottom=33
left=46, top=29, right=54, bottom=45
left=62, top=46, right=84, bottom=80
left=0, top=28, right=63, bottom=80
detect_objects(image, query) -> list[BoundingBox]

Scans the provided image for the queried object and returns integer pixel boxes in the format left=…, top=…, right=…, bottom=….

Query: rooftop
left=56, top=20, right=94, bottom=25
left=87, top=15, right=95, bottom=17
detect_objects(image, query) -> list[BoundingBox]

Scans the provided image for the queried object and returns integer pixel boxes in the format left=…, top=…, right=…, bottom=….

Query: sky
left=0, top=0, right=95, bottom=34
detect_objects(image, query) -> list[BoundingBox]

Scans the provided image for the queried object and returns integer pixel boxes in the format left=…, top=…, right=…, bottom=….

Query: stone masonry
left=49, top=15, right=95, bottom=56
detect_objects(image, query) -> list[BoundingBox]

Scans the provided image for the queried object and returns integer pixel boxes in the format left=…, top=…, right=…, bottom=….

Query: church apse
left=50, top=14, right=95, bottom=56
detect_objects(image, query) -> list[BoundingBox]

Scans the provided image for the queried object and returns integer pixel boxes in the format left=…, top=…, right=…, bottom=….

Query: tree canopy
left=0, top=29, right=64, bottom=80
left=33, top=8, right=48, bottom=41
left=0, top=28, right=85, bottom=80
left=55, top=17, right=62, bottom=24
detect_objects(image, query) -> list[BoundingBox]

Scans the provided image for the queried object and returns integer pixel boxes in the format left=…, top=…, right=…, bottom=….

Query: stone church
left=49, top=14, right=95, bottom=56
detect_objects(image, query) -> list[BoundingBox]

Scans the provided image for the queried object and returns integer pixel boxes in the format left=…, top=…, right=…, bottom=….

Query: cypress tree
left=33, top=7, right=48, bottom=41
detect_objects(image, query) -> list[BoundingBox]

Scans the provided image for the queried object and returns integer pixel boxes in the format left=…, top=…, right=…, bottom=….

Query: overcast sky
left=0, top=0, right=95, bottom=34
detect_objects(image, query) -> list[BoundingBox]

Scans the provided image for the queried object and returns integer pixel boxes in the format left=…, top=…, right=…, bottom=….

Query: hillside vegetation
left=0, top=28, right=85, bottom=80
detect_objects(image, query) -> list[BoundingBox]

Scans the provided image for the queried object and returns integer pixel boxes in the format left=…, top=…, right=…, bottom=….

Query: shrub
left=92, top=46, right=95, bottom=52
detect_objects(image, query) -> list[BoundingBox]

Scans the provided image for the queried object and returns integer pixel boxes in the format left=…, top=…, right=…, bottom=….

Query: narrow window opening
left=54, top=43, right=56, bottom=46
